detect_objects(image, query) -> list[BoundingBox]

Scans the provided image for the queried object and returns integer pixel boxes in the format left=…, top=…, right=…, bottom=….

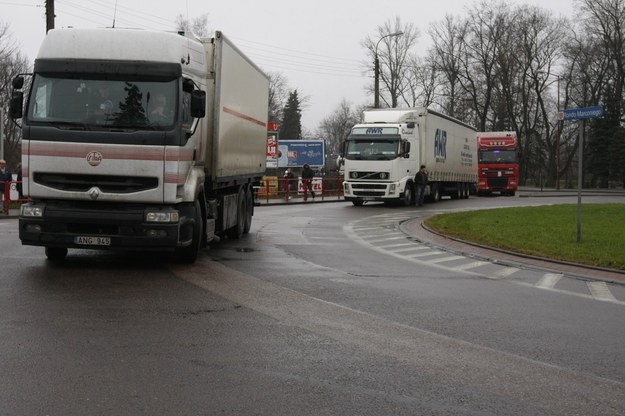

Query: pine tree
left=279, top=90, right=302, bottom=139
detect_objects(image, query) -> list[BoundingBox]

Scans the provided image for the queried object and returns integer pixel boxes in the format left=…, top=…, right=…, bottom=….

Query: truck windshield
left=478, top=149, right=517, bottom=163
left=345, top=138, right=400, bottom=160
left=26, top=75, right=177, bottom=130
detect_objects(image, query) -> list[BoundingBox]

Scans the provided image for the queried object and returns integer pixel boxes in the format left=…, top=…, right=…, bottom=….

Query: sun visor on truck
left=34, top=59, right=182, bottom=78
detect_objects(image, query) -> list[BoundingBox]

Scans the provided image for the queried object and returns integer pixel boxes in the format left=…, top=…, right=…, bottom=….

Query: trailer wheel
left=45, top=247, right=68, bottom=262
left=227, top=188, right=246, bottom=239
left=176, top=200, right=203, bottom=264
left=243, top=185, right=253, bottom=234
left=429, top=183, right=441, bottom=203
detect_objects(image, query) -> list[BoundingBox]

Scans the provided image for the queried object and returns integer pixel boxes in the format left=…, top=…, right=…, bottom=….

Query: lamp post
left=556, top=74, right=561, bottom=190
left=374, top=31, right=403, bottom=108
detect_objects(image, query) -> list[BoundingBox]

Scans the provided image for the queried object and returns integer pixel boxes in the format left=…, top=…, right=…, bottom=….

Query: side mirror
left=403, top=140, right=411, bottom=158
left=9, top=91, right=24, bottom=119
left=190, top=90, right=206, bottom=118
left=12, top=76, right=24, bottom=90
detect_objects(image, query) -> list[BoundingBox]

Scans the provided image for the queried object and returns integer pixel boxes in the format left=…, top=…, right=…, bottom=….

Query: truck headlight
left=21, top=205, right=44, bottom=217
left=145, top=211, right=179, bottom=223
left=389, top=184, right=396, bottom=195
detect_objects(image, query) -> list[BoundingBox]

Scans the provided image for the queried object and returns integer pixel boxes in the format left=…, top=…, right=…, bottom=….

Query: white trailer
left=342, top=108, right=477, bottom=206
left=11, top=28, right=269, bottom=262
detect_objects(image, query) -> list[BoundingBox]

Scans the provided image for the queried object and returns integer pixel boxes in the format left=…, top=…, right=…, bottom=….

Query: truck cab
left=342, top=111, right=416, bottom=206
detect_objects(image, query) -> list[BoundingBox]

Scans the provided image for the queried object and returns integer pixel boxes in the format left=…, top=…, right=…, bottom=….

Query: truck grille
left=34, top=173, right=159, bottom=193
left=487, top=177, right=509, bottom=188
left=351, top=183, right=387, bottom=197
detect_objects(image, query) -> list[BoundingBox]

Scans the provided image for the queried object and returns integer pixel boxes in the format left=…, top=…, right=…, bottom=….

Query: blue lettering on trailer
left=366, top=127, right=384, bottom=134
left=434, top=129, right=447, bottom=161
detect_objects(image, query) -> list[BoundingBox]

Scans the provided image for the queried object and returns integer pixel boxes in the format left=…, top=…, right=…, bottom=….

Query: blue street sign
left=559, top=106, right=604, bottom=121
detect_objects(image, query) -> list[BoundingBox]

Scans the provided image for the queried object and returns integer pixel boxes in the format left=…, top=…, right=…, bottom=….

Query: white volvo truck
left=342, top=108, right=477, bottom=206
left=10, top=28, right=269, bottom=262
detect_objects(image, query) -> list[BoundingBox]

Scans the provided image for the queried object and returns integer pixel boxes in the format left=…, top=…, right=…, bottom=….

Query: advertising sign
left=277, top=140, right=325, bottom=168
left=266, top=133, right=278, bottom=168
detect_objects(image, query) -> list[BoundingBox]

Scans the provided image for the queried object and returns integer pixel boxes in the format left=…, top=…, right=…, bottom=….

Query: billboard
left=277, top=140, right=325, bottom=168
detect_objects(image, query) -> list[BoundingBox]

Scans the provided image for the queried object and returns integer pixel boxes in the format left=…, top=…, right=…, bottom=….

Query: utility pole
left=46, top=0, right=55, bottom=33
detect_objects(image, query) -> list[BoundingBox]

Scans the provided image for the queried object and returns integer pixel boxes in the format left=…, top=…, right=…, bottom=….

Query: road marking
left=535, top=273, right=563, bottom=289
left=428, top=255, right=466, bottom=264
left=587, top=281, right=618, bottom=302
left=410, top=250, right=445, bottom=258
left=491, top=267, right=520, bottom=279
left=452, top=261, right=491, bottom=271
left=344, top=211, right=625, bottom=306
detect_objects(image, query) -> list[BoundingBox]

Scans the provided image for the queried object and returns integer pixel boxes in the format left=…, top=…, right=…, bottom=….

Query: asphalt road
left=1, top=194, right=624, bottom=415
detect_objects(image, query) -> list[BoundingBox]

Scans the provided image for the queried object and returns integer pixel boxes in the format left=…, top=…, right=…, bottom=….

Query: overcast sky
left=2, top=0, right=575, bottom=133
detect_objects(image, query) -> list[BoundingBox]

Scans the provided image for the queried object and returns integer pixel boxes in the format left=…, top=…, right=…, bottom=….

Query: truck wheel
left=45, top=247, right=68, bottom=261
left=227, top=188, right=246, bottom=239
left=430, top=183, right=441, bottom=203
left=176, top=200, right=203, bottom=264
left=402, top=184, right=413, bottom=206
left=352, top=199, right=364, bottom=206
left=243, top=185, right=253, bottom=234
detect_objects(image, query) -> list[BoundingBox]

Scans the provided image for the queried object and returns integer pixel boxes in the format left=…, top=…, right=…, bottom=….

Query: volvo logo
left=86, top=151, right=103, bottom=166
left=88, top=187, right=101, bottom=201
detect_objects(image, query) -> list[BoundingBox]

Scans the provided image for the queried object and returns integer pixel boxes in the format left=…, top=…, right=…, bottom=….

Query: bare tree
left=0, top=20, right=29, bottom=169
left=175, top=13, right=210, bottom=38
left=266, top=71, right=289, bottom=125
left=362, top=17, right=420, bottom=108
left=428, top=14, right=466, bottom=118
left=318, top=99, right=361, bottom=159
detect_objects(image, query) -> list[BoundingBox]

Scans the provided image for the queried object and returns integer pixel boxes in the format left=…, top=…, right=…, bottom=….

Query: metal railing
left=254, top=176, right=344, bottom=204
left=1, top=180, right=28, bottom=215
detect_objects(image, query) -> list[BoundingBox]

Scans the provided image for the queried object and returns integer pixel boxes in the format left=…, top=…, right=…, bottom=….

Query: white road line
left=428, top=255, right=466, bottom=264
left=491, top=267, right=520, bottom=279
left=392, top=246, right=430, bottom=253
left=364, top=236, right=407, bottom=244
left=587, top=281, right=618, bottom=302
left=410, top=250, right=444, bottom=258
left=377, top=243, right=417, bottom=249
left=535, top=273, right=563, bottom=289
left=452, top=261, right=491, bottom=271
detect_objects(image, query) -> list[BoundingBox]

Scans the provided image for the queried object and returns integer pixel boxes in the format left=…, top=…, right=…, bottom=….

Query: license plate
left=75, top=236, right=111, bottom=246
left=363, top=197, right=376, bottom=201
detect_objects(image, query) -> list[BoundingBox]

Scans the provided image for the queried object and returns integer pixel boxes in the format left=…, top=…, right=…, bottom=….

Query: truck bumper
left=19, top=201, right=194, bottom=251
left=343, top=181, right=401, bottom=201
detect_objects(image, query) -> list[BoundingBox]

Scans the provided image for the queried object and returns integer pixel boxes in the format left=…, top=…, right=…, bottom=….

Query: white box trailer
left=342, top=108, right=477, bottom=206
left=11, top=28, right=269, bottom=262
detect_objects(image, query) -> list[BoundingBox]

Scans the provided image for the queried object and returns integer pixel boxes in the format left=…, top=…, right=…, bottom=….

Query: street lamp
left=555, top=74, right=561, bottom=190
left=374, top=31, right=403, bottom=108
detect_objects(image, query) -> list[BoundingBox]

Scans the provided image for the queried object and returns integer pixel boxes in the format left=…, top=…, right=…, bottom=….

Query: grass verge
left=424, top=203, right=625, bottom=270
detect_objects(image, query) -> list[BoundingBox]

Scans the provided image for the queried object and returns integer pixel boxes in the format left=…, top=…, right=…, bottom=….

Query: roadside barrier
left=1, top=180, right=28, bottom=215
left=254, top=176, right=344, bottom=204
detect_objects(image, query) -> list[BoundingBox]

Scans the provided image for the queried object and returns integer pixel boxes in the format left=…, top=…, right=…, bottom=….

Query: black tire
left=176, top=200, right=203, bottom=264
left=45, top=247, right=68, bottom=261
left=402, top=184, right=413, bottom=206
left=243, top=185, right=253, bottom=234
left=227, top=188, right=246, bottom=239
left=430, top=183, right=441, bottom=203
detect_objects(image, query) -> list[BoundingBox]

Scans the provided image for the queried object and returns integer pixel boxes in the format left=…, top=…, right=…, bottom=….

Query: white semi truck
left=342, top=108, right=477, bottom=206
left=10, top=28, right=269, bottom=262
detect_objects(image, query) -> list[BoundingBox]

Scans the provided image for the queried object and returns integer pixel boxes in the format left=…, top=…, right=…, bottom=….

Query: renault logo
left=88, top=187, right=101, bottom=200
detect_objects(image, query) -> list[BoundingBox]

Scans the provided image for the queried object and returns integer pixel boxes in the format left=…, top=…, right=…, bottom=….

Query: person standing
left=283, top=168, right=295, bottom=201
left=301, top=163, right=315, bottom=201
left=0, top=160, right=12, bottom=213
left=414, top=165, right=428, bottom=207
